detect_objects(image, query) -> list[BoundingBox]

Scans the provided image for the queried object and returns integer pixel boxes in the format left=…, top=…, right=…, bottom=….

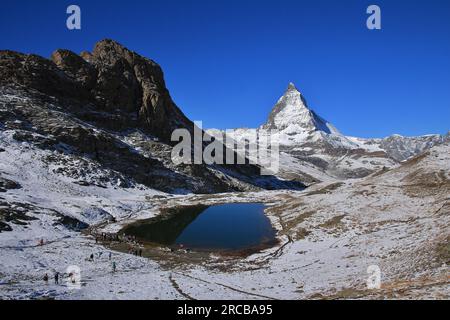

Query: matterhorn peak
left=263, top=82, right=339, bottom=135
left=281, top=82, right=309, bottom=109
left=285, top=82, right=302, bottom=97
left=287, top=82, right=298, bottom=91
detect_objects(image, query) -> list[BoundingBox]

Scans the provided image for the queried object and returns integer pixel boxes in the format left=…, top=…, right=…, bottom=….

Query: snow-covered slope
left=0, top=127, right=164, bottom=228
left=1, top=139, right=448, bottom=300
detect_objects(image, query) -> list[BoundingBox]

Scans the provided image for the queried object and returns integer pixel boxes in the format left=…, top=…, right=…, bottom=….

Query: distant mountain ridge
left=208, top=83, right=449, bottom=184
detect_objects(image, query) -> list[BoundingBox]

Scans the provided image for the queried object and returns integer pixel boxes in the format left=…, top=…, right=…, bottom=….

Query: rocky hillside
left=1, top=40, right=192, bottom=142
left=261, top=140, right=450, bottom=299
left=0, top=40, right=302, bottom=196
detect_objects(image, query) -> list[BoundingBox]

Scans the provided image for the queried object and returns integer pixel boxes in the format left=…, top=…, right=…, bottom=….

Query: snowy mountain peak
left=283, top=82, right=306, bottom=104
left=263, top=83, right=339, bottom=135
left=287, top=82, right=299, bottom=91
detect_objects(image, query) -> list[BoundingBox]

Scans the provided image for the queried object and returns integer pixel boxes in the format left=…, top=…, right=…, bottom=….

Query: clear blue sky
left=1, top=0, right=449, bottom=138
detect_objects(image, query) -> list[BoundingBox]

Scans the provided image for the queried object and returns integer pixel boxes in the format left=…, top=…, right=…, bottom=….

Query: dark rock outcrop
left=51, top=49, right=97, bottom=90
left=0, top=50, right=89, bottom=102
left=1, top=39, right=193, bottom=142
left=0, top=177, right=21, bottom=193
left=88, top=40, right=193, bottom=141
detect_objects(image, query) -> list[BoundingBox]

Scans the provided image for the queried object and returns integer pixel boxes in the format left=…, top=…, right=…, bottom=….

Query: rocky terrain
left=0, top=40, right=302, bottom=195
left=0, top=40, right=448, bottom=300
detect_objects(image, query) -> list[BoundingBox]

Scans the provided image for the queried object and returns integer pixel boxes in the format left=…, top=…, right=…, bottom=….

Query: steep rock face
left=1, top=40, right=192, bottom=142
left=82, top=39, right=192, bottom=142
left=51, top=49, right=97, bottom=90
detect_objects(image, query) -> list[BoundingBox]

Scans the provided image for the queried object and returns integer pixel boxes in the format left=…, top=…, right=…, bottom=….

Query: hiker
left=109, top=252, right=112, bottom=260
left=43, top=273, right=49, bottom=283
left=54, top=272, right=59, bottom=284
left=112, top=261, right=116, bottom=273
left=90, top=253, right=94, bottom=261
left=39, top=239, right=44, bottom=246
left=138, top=248, right=142, bottom=257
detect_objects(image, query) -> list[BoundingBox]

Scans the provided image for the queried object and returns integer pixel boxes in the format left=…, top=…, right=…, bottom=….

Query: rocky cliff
left=1, top=39, right=193, bottom=142
left=0, top=40, right=302, bottom=194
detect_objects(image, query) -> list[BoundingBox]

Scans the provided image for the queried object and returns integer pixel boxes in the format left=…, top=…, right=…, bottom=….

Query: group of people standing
left=95, top=232, right=120, bottom=243
left=92, top=231, right=145, bottom=258
left=42, top=271, right=63, bottom=284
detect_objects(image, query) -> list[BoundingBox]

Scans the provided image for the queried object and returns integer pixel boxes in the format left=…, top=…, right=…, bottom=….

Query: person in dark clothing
left=90, top=253, right=94, bottom=261
left=43, top=273, right=49, bottom=283
left=54, top=272, right=60, bottom=284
